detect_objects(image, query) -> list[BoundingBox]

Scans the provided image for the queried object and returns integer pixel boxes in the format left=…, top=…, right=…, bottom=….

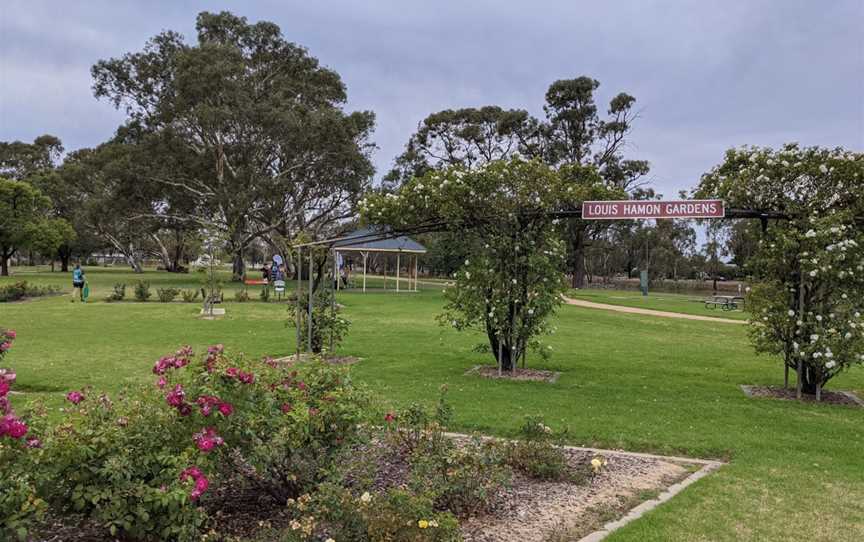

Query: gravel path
left=563, top=297, right=745, bottom=325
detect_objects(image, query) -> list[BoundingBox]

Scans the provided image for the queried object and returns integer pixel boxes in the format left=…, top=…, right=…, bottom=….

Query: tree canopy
left=362, top=158, right=603, bottom=370
left=0, top=178, right=73, bottom=276
left=697, top=144, right=864, bottom=396
left=91, top=11, right=375, bottom=279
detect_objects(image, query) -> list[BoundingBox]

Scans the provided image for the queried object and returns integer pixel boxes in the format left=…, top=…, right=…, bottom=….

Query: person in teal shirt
left=71, top=264, right=85, bottom=302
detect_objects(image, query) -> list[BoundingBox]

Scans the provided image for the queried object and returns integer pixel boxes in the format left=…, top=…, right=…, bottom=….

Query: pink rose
left=190, top=475, right=209, bottom=500
left=0, top=342, right=10, bottom=352
left=217, top=402, right=234, bottom=417
left=66, top=391, right=85, bottom=405
left=193, top=427, right=223, bottom=453
left=180, top=466, right=203, bottom=482
left=0, top=381, right=9, bottom=397
left=166, top=385, right=185, bottom=407
left=5, top=330, right=16, bottom=339
left=8, top=418, right=28, bottom=439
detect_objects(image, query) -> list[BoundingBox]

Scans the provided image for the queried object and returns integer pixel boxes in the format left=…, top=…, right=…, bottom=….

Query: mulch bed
left=460, top=447, right=690, bottom=542
left=740, top=385, right=864, bottom=407
left=466, top=365, right=561, bottom=383
left=272, top=353, right=361, bottom=366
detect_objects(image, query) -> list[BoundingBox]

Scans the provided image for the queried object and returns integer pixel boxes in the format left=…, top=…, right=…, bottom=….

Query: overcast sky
left=1, top=0, right=862, bottom=198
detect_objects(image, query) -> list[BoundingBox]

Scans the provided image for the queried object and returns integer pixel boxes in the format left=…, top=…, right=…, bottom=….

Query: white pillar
left=396, top=252, right=401, bottom=293
left=362, top=252, right=367, bottom=293
left=414, top=255, right=418, bottom=292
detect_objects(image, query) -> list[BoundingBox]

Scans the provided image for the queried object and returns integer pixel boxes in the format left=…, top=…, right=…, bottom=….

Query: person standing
left=71, top=264, right=85, bottom=302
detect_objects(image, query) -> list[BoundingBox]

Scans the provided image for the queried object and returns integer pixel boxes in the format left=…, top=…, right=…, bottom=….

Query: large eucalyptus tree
left=91, top=11, right=375, bottom=279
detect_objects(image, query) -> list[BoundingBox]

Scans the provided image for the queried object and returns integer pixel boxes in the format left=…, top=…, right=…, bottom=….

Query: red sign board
left=581, top=199, right=725, bottom=220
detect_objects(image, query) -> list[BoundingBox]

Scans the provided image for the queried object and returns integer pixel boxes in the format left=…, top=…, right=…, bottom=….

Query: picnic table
left=704, top=295, right=745, bottom=311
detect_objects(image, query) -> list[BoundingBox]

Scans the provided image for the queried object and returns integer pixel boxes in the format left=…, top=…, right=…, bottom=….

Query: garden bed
left=466, top=365, right=560, bottom=383
left=740, top=385, right=864, bottom=407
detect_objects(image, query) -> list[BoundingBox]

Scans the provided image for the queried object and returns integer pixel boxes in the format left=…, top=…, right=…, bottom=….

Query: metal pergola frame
left=288, top=206, right=863, bottom=388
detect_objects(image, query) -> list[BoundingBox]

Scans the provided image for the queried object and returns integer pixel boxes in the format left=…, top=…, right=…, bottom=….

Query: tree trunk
left=0, top=249, right=10, bottom=276
left=232, top=249, right=245, bottom=281
left=172, top=241, right=185, bottom=273
left=798, top=365, right=822, bottom=396
left=570, top=227, right=587, bottom=288
left=59, top=247, right=70, bottom=272
left=151, top=234, right=173, bottom=272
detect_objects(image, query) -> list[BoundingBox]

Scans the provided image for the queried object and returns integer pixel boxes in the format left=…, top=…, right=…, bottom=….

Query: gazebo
left=332, top=227, right=427, bottom=292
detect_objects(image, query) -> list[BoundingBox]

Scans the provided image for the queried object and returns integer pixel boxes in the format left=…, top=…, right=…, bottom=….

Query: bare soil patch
left=272, top=353, right=360, bottom=366
left=466, top=365, right=560, bottom=383
left=740, top=385, right=864, bottom=407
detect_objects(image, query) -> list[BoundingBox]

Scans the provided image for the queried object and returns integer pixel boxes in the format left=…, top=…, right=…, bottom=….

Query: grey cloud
left=1, top=0, right=861, bottom=199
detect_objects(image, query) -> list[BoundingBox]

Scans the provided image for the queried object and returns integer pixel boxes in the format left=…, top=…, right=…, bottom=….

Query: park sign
left=581, top=199, right=725, bottom=220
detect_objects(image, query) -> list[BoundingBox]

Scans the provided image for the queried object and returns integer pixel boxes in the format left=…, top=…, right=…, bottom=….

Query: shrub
left=0, top=281, right=60, bottom=302
left=309, top=485, right=461, bottom=542
left=180, top=289, right=198, bottom=303
left=504, top=416, right=573, bottom=481
left=408, top=436, right=510, bottom=518
left=105, top=283, right=126, bottom=302
left=36, top=347, right=372, bottom=540
left=133, top=280, right=152, bottom=302
left=157, top=288, right=180, bottom=303
left=234, top=288, right=250, bottom=302
left=289, top=287, right=351, bottom=354
left=386, top=389, right=510, bottom=518
left=1, top=331, right=48, bottom=541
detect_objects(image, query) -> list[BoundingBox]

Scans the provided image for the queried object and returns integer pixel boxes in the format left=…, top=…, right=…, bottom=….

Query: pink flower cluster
left=0, top=413, right=28, bottom=439
left=193, top=426, right=224, bottom=453
left=165, top=384, right=193, bottom=416
left=180, top=466, right=210, bottom=500
left=225, top=367, right=255, bottom=384
left=0, top=366, right=29, bottom=441
left=152, top=346, right=194, bottom=376
left=196, top=395, right=234, bottom=417
left=66, top=390, right=85, bottom=405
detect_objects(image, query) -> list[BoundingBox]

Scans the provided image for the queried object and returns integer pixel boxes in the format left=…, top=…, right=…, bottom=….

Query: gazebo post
left=396, top=252, right=401, bottom=293
left=334, top=249, right=339, bottom=291
left=362, top=251, right=368, bottom=292
left=414, top=254, right=418, bottom=292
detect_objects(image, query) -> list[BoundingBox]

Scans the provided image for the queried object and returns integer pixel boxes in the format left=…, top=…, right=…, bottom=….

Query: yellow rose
left=418, top=519, right=430, bottom=529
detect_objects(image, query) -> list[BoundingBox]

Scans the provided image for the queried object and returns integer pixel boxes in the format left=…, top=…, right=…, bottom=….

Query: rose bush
left=36, top=344, right=373, bottom=540
left=1, top=329, right=48, bottom=541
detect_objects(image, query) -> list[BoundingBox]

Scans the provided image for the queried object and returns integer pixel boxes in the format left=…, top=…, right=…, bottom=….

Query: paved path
left=562, top=297, right=746, bottom=325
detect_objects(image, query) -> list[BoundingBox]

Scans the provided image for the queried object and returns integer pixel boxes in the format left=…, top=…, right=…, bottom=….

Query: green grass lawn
left=2, top=268, right=863, bottom=541
left=568, top=288, right=750, bottom=320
